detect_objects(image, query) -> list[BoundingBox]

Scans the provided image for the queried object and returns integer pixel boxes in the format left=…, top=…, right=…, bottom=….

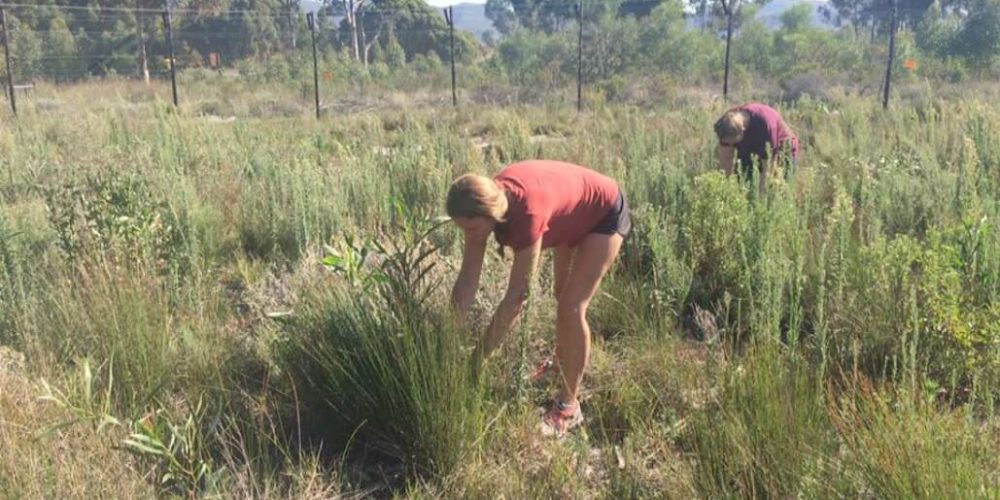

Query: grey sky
left=425, top=0, right=486, bottom=6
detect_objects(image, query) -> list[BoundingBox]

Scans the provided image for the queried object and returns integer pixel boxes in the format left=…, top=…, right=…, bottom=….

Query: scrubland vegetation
left=2, top=83, right=1000, bottom=498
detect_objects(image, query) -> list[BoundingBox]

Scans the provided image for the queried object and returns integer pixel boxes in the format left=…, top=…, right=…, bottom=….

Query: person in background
left=447, top=160, right=631, bottom=437
left=715, top=102, right=800, bottom=191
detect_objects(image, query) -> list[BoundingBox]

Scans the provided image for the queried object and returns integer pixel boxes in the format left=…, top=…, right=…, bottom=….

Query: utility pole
left=444, top=6, right=457, bottom=107
left=163, top=7, right=179, bottom=107
left=722, top=0, right=735, bottom=100
left=575, top=2, right=583, bottom=112
left=287, top=1, right=297, bottom=51
left=307, top=12, right=320, bottom=119
left=137, top=1, right=150, bottom=84
left=882, top=0, right=898, bottom=110
left=0, top=6, right=16, bottom=117
left=701, top=0, right=709, bottom=33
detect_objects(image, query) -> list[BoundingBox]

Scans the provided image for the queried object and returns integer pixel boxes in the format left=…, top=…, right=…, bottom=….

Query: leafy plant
left=124, top=398, right=224, bottom=498
left=321, top=235, right=388, bottom=294
left=37, top=358, right=122, bottom=436
left=44, top=172, right=189, bottom=276
left=322, top=199, right=450, bottom=311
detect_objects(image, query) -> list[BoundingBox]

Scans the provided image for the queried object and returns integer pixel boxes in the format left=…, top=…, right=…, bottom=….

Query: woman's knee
left=557, top=298, right=589, bottom=323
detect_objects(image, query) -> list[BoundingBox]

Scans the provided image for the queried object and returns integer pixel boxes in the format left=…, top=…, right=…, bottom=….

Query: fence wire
left=0, top=1, right=996, bottom=117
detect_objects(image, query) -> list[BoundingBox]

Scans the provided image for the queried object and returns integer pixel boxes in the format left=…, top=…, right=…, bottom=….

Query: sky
left=425, top=0, right=487, bottom=6
left=304, top=0, right=485, bottom=9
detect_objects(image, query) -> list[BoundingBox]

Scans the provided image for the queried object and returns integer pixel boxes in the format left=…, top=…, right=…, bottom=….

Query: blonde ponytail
left=446, top=174, right=509, bottom=222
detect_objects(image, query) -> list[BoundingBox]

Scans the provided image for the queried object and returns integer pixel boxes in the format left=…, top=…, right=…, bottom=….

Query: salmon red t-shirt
left=493, top=160, right=619, bottom=251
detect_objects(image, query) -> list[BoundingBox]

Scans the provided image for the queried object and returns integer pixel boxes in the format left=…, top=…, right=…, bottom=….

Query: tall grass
left=20, top=257, right=236, bottom=415
left=0, top=369, right=156, bottom=498
left=281, top=279, right=485, bottom=479
left=688, top=344, right=840, bottom=498
left=279, top=216, right=485, bottom=480
left=832, top=384, right=1000, bottom=497
left=687, top=343, right=1000, bottom=498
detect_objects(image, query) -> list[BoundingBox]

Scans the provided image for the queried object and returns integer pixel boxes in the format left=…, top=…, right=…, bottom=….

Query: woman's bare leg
left=555, top=232, right=623, bottom=406
left=553, top=245, right=574, bottom=300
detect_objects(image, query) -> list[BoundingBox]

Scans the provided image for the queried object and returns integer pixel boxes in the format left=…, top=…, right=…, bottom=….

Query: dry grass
left=0, top=364, right=154, bottom=499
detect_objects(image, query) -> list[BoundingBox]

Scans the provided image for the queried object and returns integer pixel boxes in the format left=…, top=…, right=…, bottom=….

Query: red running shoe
left=540, top=400, right=583, bottom=437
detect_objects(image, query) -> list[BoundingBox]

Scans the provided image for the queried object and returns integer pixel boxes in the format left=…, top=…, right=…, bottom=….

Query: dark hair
left=714, top=109, right=748, bottom=141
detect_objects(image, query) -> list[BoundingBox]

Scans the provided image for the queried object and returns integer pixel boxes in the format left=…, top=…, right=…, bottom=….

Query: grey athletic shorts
left=591, top=191, right=632, bottom=238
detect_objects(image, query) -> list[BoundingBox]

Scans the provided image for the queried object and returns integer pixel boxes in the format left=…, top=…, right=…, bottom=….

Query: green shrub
left=279, top=217, right=484, bottom=479
left=682, top=172, right=751, bottom=307
left=44, top=172, right=191, bottom=277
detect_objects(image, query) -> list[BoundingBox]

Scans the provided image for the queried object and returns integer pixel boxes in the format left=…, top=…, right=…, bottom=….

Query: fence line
left=0, top=2, right=938, bottom=18
left=0, top=2, right=983, bottom=118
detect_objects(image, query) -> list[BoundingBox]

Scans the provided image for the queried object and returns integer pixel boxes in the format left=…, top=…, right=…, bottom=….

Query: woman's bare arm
left=451, top=230, right=489, bottom=319
left=478, top=238, right=543, bottom=359
left=717, top=144, right=735, bottom=175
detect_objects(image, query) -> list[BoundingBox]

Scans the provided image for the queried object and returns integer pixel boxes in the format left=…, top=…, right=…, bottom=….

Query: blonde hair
left=714, top=108, right=749, bottom=141
left=446, top=174, right=508, bottom=222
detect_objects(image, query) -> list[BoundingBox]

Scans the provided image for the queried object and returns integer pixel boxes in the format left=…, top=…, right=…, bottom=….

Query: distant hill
left=689, top=0, right=835, bottom=30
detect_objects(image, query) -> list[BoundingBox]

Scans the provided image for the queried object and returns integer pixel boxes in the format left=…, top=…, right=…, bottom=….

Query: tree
left=641, top=0, right=717, bottom=76
left=44, top=14, right=78, bottom=81
left=820, top=0, right=878, bottom=32
left=322, top=0, right=369, bottom=61
left=485, top=0, right=519, bottom=34
left=583, top=12, right=641, bottom=82
left=821, top=0, right=936, bottom=38
left=9, top=17, right=43, bottom=80
left=951, top=0, right=1000, bottom=67
left=735, top=6, right=777, bottom=71
left=717, top=0, right=772, bottom=98
left=275, top=0, right=302, bottom=52
left=915, top=0, right=958, bottom=57
left=136, top=0, right=164, bottom=84
left=178, top=0, right=233, bottom=13
left=484, top=0, right=585, bottom=34
left=694, top=0, right=712, bottom=32
left=780, top=2, right=814, bottom=32
left=493, top=29, right=573, bottom=87
left=358, top=0, right=477, bottom=64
